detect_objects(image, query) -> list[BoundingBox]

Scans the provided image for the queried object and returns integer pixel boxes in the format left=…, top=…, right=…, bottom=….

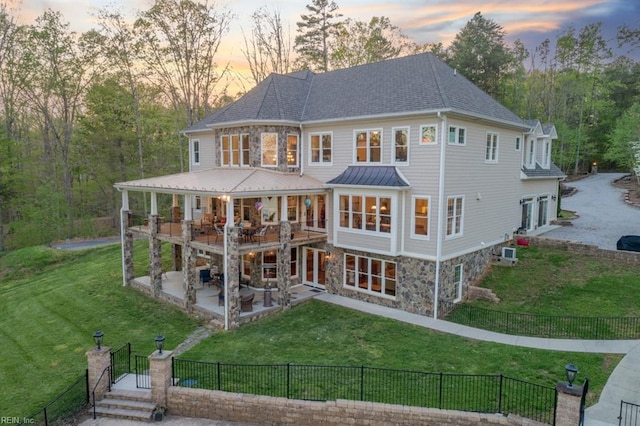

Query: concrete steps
left=92, top=388, right=156, bottom=422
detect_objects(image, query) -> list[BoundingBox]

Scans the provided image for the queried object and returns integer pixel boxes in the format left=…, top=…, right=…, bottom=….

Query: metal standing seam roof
left=326, top=166, right=411, bottom=188
left=114, top=168, right=326, bottom=196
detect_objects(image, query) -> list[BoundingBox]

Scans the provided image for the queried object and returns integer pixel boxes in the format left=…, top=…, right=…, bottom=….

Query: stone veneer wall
left=166, top=387, right=546, bottom=426
left=324, top=244, right=497, bottom=318
left=215, top=125, right=301, bottom=173
left=524, top=236, right=640, bottom=264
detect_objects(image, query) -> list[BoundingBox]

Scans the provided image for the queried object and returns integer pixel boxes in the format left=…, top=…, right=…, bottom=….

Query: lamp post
left=565, top=362, right=578, bottom=387
left=155, top=334, right=165, bottom=354
left=93, top=330, right=104, bottom=350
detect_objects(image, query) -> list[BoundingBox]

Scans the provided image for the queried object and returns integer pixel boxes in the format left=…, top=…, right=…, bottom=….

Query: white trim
left=453, top=263, right=464, bottom=303
left=485, top=132, right=499, bottom=163
left=445, top=195, right=464, bottom=239
left=286, top=133, right=299, bottom=167
left=353, top=128, right=383, bottom=163
left=343, top=253, right=397, bottom=299
left=191, top=139, right=200, bottom=166
left=260, top=132, right=278, bottom=167
left=419, top=124, right=438, bottom=145
left=392, top=126, right=410, bottom=164
left=410, top=195, right=430, bottom=240
left=447, top=125, right=467, bottom=146
left=308, top=131, right=333, bottom=166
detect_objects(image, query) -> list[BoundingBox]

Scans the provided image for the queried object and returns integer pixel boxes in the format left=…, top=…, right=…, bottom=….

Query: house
left=114, top=53, right=564, bottom=329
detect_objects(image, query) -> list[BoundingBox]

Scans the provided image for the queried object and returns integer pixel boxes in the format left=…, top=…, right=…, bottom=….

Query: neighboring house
left=114, top=53, right=564, bottom=329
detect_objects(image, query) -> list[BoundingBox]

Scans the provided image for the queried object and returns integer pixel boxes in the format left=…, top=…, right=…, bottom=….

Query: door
left=520, top=199, right=534, bottom=231
left=303, top=247, right=326, bottom=289
left=537, top=196, right=549, bottom=227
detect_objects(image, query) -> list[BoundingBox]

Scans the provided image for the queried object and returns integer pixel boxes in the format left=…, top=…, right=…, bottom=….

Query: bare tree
left=242, top=6, right=293, bottom=86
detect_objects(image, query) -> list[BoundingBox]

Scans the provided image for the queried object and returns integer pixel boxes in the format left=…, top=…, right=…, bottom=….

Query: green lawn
left=0, top=242, right=201, bottom=416
left=0, top=242, right=630, bottom=415
left=182, top=300, right=619, bottom=407
left=461, top=245, right=640, bottom=316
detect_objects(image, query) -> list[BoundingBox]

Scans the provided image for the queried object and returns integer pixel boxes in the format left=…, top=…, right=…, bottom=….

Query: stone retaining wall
left=166, top=387, right=547, bottom=426
left=524, top=236, right=640, bottom=264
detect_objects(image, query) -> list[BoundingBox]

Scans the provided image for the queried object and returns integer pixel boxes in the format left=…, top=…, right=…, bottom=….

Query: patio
left=132, top=271, right=323, bottom=323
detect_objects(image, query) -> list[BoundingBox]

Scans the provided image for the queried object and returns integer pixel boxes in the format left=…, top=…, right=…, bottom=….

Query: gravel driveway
left=541, top=173, right=639, bottom=250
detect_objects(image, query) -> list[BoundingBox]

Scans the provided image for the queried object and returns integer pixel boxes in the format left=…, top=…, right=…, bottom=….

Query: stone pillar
left=278, top=221, right=292, bottom=308
left=121, top=211, right=134, bottom=285
left=182, top=221, right=196, bottom=309
left=149, top=214, right=163, bottom=298
left=227, top=227, right=241, bottom=328
left=149, top=350, right=173, bottom=409
left=86, top=346, right=111, bottom=402
left=555, top=382, right=584, bottom=426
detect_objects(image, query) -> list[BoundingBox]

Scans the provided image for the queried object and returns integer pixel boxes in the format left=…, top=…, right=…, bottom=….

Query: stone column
left=86, top=346, right=111, bottom=402
left=182, top=221, right=196, bottom=309
left=278, top=221, right=292, bottom=308
left=149, top=214, right=162, bottom=298
left=149, top=350, right=173, bottom=409
left=555, top=382, right=584, bottom=426
left=227, top=227, right=241, bottom=328
left=121, top=211, right=134, bottom=285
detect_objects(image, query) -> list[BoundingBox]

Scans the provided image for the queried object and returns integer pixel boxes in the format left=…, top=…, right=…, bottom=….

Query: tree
left=294, top=0, right=341, bottom=72
left=447, top=12, right=513, bottom=98
left=135, top=0, right=232, bottom=125
left=329, top=16, right=409, bottom=69
left=604, top=103, right=640, bottom=172
left=618, top=24, right=640, bottom=53
left=242, top=6, right=293, bottom=86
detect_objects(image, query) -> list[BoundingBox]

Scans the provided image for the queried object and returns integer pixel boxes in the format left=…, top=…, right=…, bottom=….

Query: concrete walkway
left=316, top=293, right=640, bottom=426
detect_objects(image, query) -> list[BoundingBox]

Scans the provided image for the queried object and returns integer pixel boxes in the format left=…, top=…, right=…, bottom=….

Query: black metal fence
left=28, top=371, right=89, bottom=426
left=110, top=342, right=131, bottom=384
left=172, top=360, right=557, bottom=424
left=444, top=304, right=640, bottom=339
left=135, top=354, right=151, bottom=389
left=620, top=400, right=640, bottom=426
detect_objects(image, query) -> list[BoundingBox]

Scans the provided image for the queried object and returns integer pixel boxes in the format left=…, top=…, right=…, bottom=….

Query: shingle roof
left=326, top=166, right=411, bottom=188
left=184, top=53, right=526, bottom=133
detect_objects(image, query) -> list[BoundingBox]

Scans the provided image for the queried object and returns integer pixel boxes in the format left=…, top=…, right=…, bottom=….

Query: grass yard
left=462, top=245, right=640, bottom=316
left=0, top=242, right=201, bottom=416
left=182, top=300, right=620, bottom=407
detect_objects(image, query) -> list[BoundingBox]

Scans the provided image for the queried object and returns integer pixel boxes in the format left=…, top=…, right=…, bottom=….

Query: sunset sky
left=9, top=0, right=640, bottom=76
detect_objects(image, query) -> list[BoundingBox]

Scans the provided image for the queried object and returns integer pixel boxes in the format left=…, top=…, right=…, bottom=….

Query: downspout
left=434, top=112, right=447, bottom=319
left=118, top=188, right=128, bottom=287
left=299, top=124, right=304, bottom=176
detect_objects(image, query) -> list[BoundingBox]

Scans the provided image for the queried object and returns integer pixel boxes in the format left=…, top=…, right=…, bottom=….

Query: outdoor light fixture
left=551, top=195, right=557, bottom=201
left=565, top=362, right=578, bottom=387
left=155, top=334, right=166, bottom=354
left=93, top=330, right=104, bottom=350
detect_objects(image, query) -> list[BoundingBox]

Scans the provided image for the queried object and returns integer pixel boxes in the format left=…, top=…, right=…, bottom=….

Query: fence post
left=555, top=381, right=584, bottom=426
left=86, top=346, right=111, bottom=402
left=149, top=349, right=174, bottom=409
left=360, top=366, right=365, bottom=401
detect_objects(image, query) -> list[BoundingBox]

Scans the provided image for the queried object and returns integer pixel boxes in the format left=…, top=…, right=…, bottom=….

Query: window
left=310, top=133, right=332, bottom=164
left=543, top=140, right=551, bottom=168
left=393, top=127, right=409, bottom=163
left=485, top=132, right=498, bottom=162
left=525, top=138, right=535, bottom=168
left=448, top=126, right=466, bottom=145
left=221, top=133, right=249, bottom=166
left=262, top=250, right=277, bottom=279
left=287, top=134, right=298, bottom=166
left=446, top=196, right=463, bottom=237
left=290, top=247, right=298, bottom=277
left=339, top=194, right=391, bottom=233
left=261, top=133, right=278, bottom=167
left=537, top=195, right=549, bottom=227
left=195, top=196, right=202, bottom=210
left=454, top=263, right=463, bottom=302
left=420, top=125, right=437, bottom=144
left=287, top=196, right=298, bottom=222
left=355, top=130, right=381, bottom=163
left=344, top=254, right=396, bottom=297
left=515, top=136, right=521, bottom=151
left=412, top=196, right=429, bottom=239
left=192, top=139, right=200, bottom=165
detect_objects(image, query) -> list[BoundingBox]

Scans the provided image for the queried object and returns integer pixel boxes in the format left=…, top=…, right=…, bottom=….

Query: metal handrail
left=91, top=365, right=111, bottom=419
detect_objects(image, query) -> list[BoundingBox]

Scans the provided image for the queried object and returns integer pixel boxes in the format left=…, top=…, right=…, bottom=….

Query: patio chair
left=213, top=224, right=224, bottom=242
left=240, top=293, right=254, bottom=312
left=199, top=269, right=213, bottom=286
left=254, top=226, right=268, bottom=245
